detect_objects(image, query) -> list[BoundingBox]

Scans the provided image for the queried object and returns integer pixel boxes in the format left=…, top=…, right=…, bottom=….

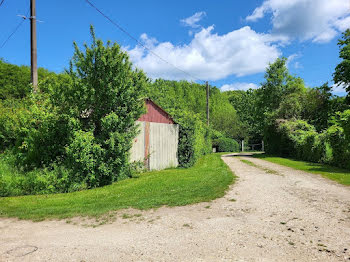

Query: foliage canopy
left=334, top=29, right=350, bottom=99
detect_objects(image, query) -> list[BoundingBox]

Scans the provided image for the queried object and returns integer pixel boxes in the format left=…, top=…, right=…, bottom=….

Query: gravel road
left=0, top=154, right=349, bottom=261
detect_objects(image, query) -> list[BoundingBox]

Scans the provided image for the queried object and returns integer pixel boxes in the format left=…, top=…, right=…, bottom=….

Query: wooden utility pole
left=206, top=81, right=209, bottom=126
left=30, top=0, right=38, bottom=92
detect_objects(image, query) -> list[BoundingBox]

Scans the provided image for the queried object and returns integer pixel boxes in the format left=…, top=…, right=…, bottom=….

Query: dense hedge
left=217, top=137, right=239, bottom=152
left=327, top=110, right=350, bottom=169
left=212, top=132, right=239, bottom=152
left=265, top=111, right=350, bottom=169
left=175, top=111, right=212, bottom=167
left=265, top=120, right=328, bottom=162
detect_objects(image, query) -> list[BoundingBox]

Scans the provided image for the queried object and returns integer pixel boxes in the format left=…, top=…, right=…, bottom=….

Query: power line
left=85, top=0, right=205, bottom=82
left=0, top=9, right=29, bottom=49
left=0, top=0, right=5, bottom=7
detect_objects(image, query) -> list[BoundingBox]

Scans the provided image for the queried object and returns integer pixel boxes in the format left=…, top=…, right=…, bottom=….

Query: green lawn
left=253, top=154, right=350, bottom=186
left=0, top=153, right=234, bottom=221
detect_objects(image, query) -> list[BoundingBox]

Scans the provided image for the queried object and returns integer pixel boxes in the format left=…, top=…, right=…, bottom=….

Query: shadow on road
left=222, top=152, right=264, bottom=158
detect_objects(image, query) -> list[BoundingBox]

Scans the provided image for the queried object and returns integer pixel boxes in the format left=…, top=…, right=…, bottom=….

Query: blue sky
left=0, top=0, right=349, bottom=95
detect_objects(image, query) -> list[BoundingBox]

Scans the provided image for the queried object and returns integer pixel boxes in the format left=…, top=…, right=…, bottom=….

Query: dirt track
left=1, top=154, right=350, bottom=261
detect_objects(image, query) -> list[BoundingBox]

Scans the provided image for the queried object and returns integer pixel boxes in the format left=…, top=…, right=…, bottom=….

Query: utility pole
left=206, top=81, right=209, bottom=126
left=30, top=0, right=38, bottom=92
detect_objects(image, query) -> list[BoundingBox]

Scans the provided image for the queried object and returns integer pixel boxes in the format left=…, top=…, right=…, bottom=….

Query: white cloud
left=140, top=33, right=157, bottom=49
left=335, top=16, right=350, bottom=32
left=127, top=26, right=282, bottom=81
left=246, top=1, right=272, bottom=22
left=246, top=0, right=350, bottom=43
left=181, top=12, right=206, bottom=28
left=287, top=53, right=298, bottom=66
left=286, top=53, right=303, bottom=69
left=332, top=83, right=347, bottom=95
left=220, top=82, right=259, bottom=92
left=294, top=61, right=302, bottom=69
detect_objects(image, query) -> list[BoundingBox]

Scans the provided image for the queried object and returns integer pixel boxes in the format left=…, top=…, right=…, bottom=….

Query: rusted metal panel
left=144, top=121, right=150, bottom=169
left=138, top=99, right=175, bottom=124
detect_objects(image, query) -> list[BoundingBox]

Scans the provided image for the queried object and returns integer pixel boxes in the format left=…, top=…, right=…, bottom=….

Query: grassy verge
left=0, top=153, right=234, bottom=220
left=253, top=154, right=350, bottom=185
left=240, top=159, right=280, bottom=175
left=240, top=159, right=259, bottom=168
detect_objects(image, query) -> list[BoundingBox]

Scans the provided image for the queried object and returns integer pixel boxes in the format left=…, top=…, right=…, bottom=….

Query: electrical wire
left=0, top=0, right=4, bottom=7
left=85, top=0, right=205, bottom=82
left=0, top=9, right=29, bottom=49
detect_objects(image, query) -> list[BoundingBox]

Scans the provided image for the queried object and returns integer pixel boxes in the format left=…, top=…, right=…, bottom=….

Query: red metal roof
left=138, top=99, right=175, bottom=124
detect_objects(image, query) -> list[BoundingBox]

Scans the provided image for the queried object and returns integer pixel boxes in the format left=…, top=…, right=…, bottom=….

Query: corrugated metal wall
left=149, top=122, right=179, bottom=170
left=130, top=121, right=179, bottom=170
left=130, top=121, right=145, bottom=163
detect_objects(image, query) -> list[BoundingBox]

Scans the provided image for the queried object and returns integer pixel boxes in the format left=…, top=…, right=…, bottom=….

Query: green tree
left=302, top=83, right=333, bottom=131
left=50, top=26, right=148, bottom=187
left=258, top=57, right=289, bottom=112
left=147, top=80, right=207, bottom=119
left=211, top=96, right=241, bottom=139
left=255, top=58, right=290, bottom=140
left=226, top=89, right=259, bottom=140
left=333, top=29, right=350, bottom=99
left=330, top=96, right=349, bottom=115
left=276, top=93, right=303, bottom=119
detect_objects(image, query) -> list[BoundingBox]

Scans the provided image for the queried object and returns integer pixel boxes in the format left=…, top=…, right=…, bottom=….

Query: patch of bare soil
left=0, top=154, right=349, bottom=261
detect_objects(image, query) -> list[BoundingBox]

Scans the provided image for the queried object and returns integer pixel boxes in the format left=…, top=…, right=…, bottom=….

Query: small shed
left=130, top=99, right=179, bottom=170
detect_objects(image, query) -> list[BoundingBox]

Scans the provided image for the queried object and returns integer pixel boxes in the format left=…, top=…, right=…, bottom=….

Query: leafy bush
left=176, top=111, right=211, bottom=167
left=218, top=137, right=239, bottom=152
left=14, top=98, right=75, bottom=170
left=212, top=131, right=239, bottom=152
left=327, top=110, right=350, bottom=169
left=65, top=130, right=102, bottom=188
left=0, top=96, right=73, bottom=170
left=265, top=115, right=350, bottom=169
left=0, top=99, right=32, bottom=150
left=264, top=119, right=291, bottom=156
left=265, top=119, right=328, bottom=163
left=0, top=152, right=72, bottom=196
